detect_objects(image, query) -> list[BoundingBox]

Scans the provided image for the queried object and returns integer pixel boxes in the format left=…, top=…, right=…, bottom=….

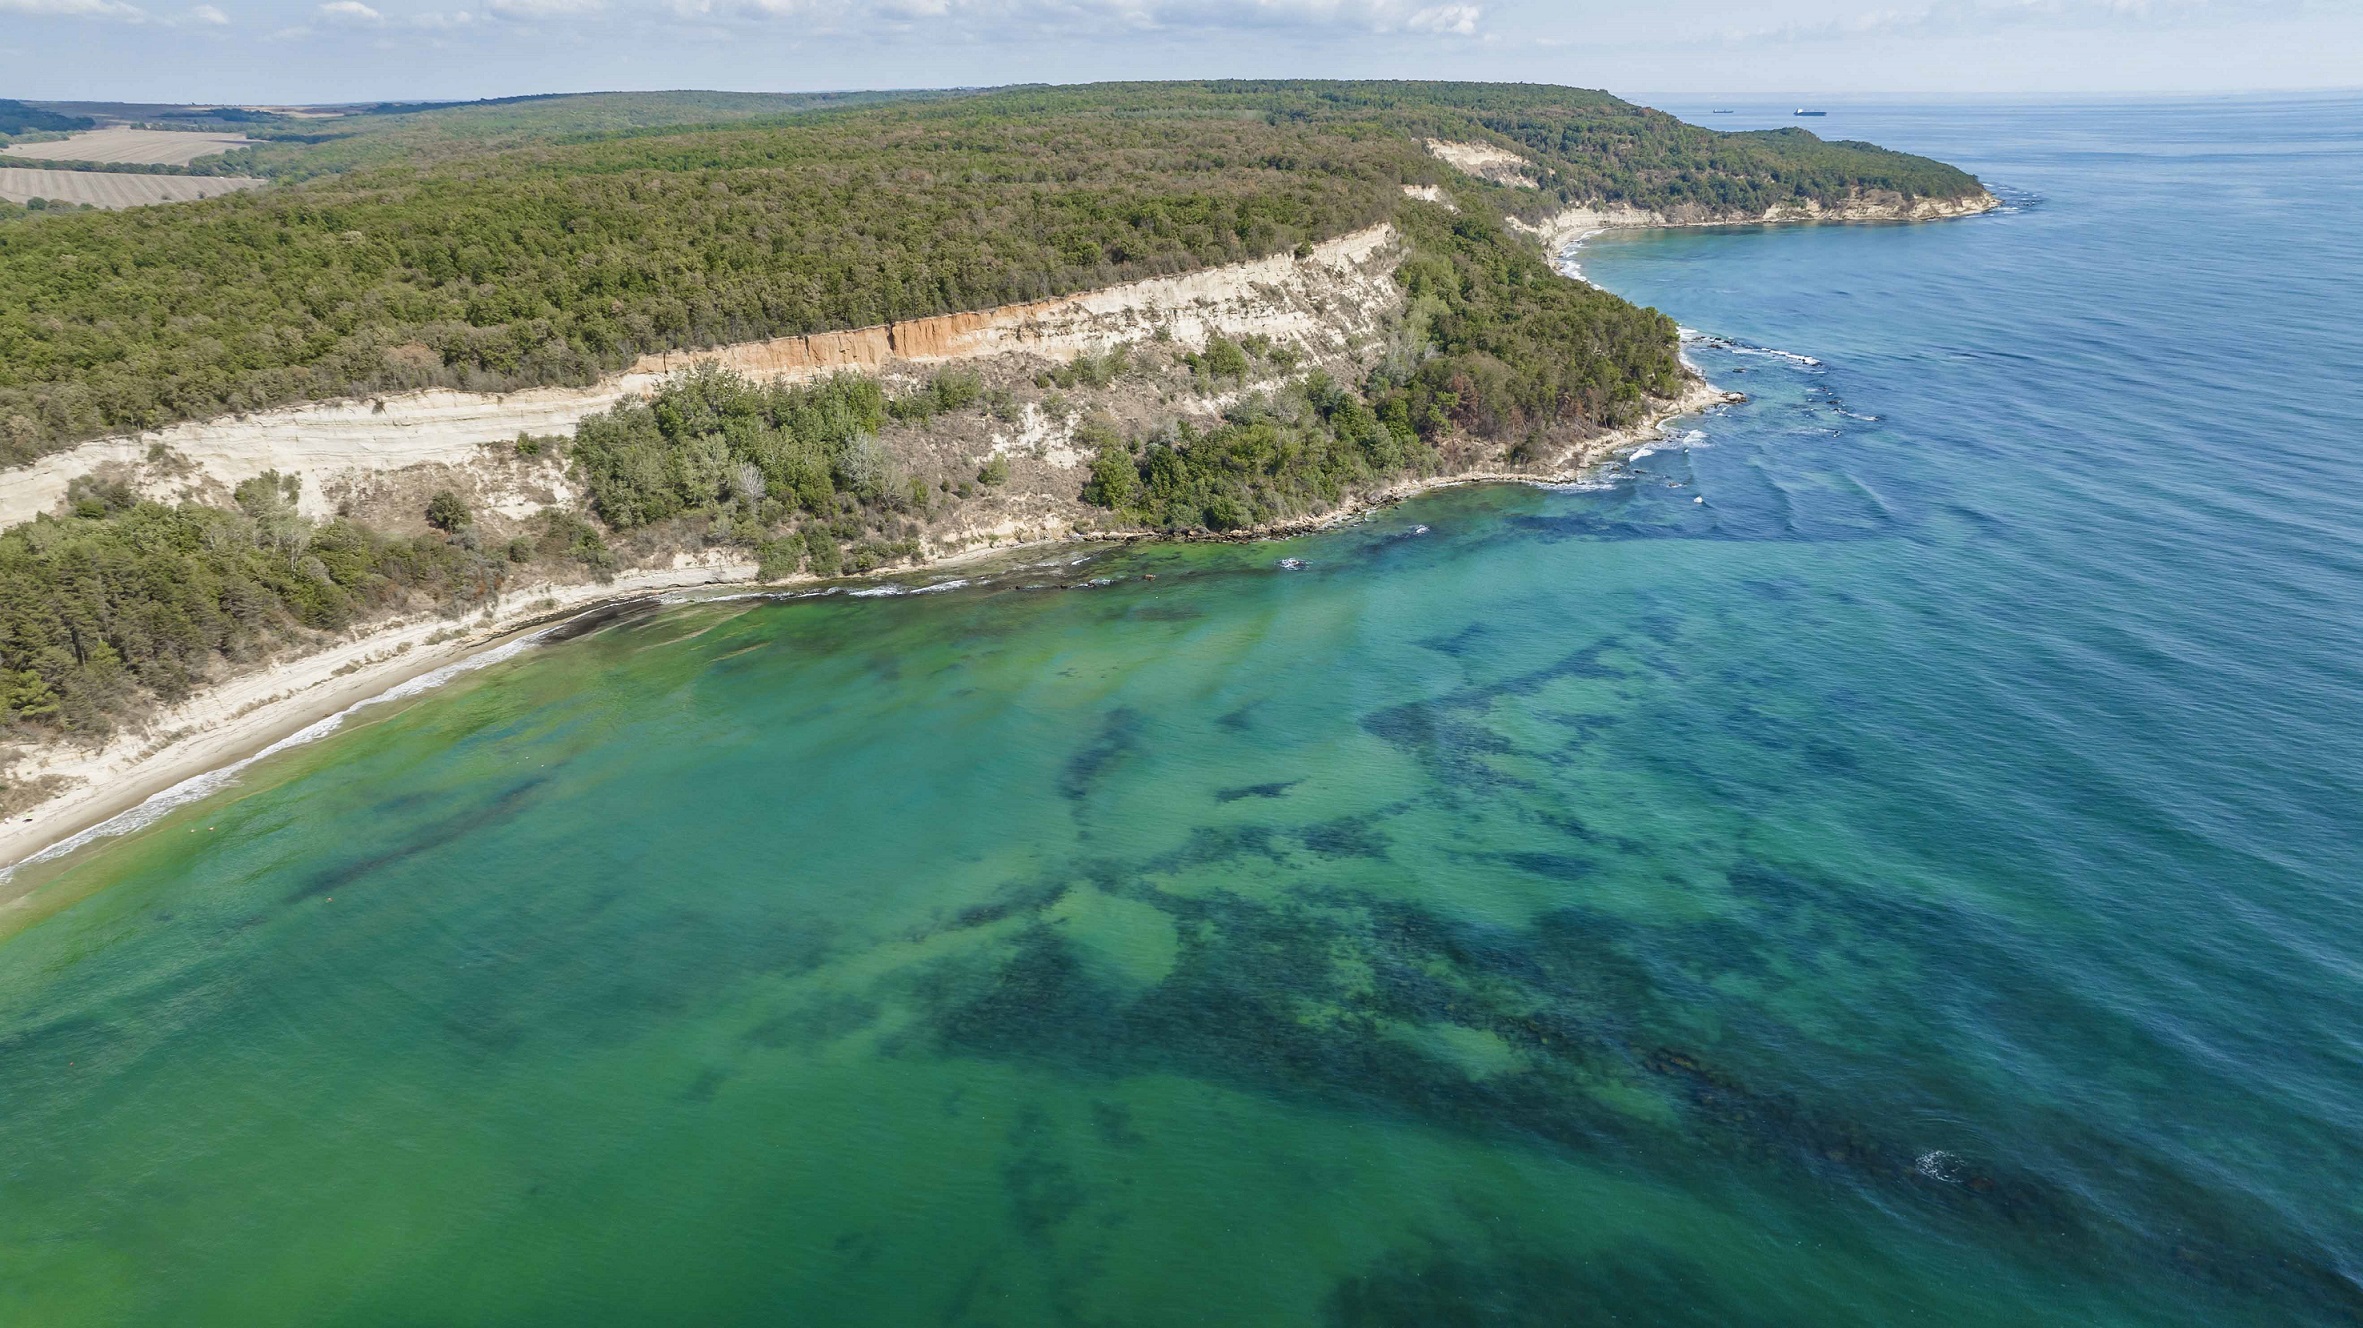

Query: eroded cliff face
left=1512, top=190, right=2003, bottom=253
left=0, top=224, right=1406, bottom=530
left=0, top=190, right=2001, bottom=534
left=628, top=224, right=1402, bottom=382
left=1419, top=134, right=2000, bottom=252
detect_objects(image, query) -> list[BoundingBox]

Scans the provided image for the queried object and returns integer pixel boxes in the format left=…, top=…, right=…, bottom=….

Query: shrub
left=425, top=490, right=471, bottom=532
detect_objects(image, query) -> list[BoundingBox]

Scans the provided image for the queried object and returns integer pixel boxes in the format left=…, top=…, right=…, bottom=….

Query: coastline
left=1510, top=189, right=2003, bottom=255
left=0, top=191, right=1990, bottom=882
left=0, top=561, right=763, bottom=889
left=0, top=375, right=1730, bottom=885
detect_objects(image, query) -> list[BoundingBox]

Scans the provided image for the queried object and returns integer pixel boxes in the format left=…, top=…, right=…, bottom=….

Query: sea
left=2, top=96, right=2359, bottom=1325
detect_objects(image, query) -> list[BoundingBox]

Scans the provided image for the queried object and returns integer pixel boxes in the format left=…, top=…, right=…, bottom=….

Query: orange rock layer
left=629, top=300, right=1073, bottom=380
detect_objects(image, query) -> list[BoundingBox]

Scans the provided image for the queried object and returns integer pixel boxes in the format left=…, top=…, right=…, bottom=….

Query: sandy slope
left=1425, top=140, right=1540, bottom=188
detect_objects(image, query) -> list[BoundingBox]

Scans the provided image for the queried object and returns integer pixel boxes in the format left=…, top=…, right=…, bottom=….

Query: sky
left=3, top=0, right=2358, bottom=105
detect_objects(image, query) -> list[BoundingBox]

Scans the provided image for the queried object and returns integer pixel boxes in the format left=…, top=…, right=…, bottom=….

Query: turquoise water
left=5, top=97, right=2362, bottom=1323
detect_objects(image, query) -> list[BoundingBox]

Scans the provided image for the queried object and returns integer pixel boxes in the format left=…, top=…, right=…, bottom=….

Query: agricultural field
left=2, top=127, right=254, bottom=165
left=0, top=167, right=263, bottom=209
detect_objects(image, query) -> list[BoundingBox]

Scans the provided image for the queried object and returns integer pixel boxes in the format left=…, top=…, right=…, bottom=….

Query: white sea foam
left=1915, top=1150, right=1968, bottom=1184
left=655, top=589, right=804, bottom=605
left=3, top=631, right=550, bottom=881
left=1682, top=330, right=1822, bottom=367
left=1734, top=346, right=1821, bottom=367
left=1550, top=229, right=1606, bottom=287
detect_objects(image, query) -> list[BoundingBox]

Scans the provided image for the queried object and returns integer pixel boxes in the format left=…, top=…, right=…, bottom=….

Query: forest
left=0, top=470, right=609, bottom=735
left=0, top=99, right=95, bottom=137
left=0, top=81, right=1984, bottom=744
left=0, top=82, right=1981, bottom=463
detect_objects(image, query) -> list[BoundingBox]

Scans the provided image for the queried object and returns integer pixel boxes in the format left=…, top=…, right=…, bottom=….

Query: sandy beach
left=0, top=559, right=757, bottom=887
left=0, top=374, right=1730, bottom=884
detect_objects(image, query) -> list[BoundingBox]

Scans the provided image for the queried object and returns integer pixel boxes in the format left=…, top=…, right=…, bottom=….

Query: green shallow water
left=6, top=97, right=2363, bottom=1323
left=0, top=525, right=1962, bottom=1322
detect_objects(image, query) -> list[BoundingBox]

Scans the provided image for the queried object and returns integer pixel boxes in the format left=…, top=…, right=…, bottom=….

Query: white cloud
left=1128, top=0, right=1483, bottom=32
left=187, top=2, right=227, bottom=18
left=1718, top=0, right=2272, bottom=43
left=0, top=0, right=148, bottom=20
left=272, top=0, right=497, bottom=33
left=1405, top=2, right=1477, bottom=33
left=485, top=0, right=599, bottom=16
left=667, top=0, right=1481, bottom=35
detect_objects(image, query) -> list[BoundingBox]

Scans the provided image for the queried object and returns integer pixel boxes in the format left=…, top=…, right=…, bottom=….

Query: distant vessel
left=1794, top=109, right=1827, bottom=117
left=1712, top=110, right=1735, bottom=115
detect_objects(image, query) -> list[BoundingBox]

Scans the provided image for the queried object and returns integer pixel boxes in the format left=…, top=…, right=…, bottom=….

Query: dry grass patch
left=3, top=128, right=253, bottom=166
left=0, top=168, right=263, bottom=209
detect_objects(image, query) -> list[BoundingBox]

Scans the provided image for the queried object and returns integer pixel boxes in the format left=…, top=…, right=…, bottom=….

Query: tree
left=426, top=490, right=471, bottom=532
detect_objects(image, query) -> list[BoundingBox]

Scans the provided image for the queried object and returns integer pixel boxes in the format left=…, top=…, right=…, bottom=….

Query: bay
left=3, top=95, right=2359, bottom=1324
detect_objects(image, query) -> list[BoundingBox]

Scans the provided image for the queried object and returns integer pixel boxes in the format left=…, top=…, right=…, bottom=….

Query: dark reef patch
left=1300, top=816, right=1390, bottom=860
left=1061, top=708, right=1144, bottom=802
left=884, top=847, right=2363, bottom=1320
left=1091, top=1101, right=1145, bottom=1150
left=743, top=991, right=882, bottom=1049
left=542, top=597, right=660, bottom=642
left=1359, top=641, right=1635, bottom=786
left=1496, top=851, right=1597, bottom=882
left=1418, top=624, right=1490, bottom=658
left=287, top=776, right=548, bottom=902
left=1325, top=1240, right=1754, bottom=1327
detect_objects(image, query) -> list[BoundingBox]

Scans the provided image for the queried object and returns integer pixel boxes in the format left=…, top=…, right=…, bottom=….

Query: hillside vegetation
left=0, top=100, right=96, bottom=139
left=0, top=470, right=606, bottom=733
left=187, top=90, right=946, bottom=182
left=0, top=81, right=1987, bottom=753
left=0, top=82, right=1981, bottom=463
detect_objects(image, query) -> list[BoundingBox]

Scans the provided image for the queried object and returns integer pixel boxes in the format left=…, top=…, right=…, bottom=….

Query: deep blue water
left=2, top=96, right=2359, bottom=1323
left=1576, top=92, right=2363, bottom=1311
